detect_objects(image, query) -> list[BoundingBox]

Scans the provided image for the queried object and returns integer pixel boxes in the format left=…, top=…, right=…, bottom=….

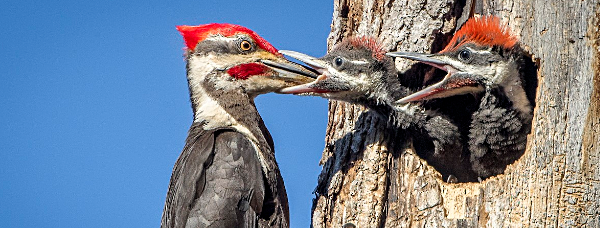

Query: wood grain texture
left=312, top=0, right=600, bottom=227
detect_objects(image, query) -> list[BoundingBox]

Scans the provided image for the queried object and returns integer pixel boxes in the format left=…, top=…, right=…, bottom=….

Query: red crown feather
left=176, top=23, right=281, bottom=57
left=441, top=16, right=518, bottom=53
left=343, top=36, right=386, bottom=61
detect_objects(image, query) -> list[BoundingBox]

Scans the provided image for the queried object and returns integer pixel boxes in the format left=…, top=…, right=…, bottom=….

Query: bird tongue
left=420, top=61, right=458, bottom=75
left=280, top=75, right=331, bottom=94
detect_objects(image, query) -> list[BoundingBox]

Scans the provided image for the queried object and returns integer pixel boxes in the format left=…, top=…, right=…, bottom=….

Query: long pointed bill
left=279, top=74, right=333, bottom=94
left=260, top=59, right=319, bottom=79
left=245, top=51, right=320, bottom=89
left=277, top=50, right=345, bottom=94
left=396, top=78, right=450, bottom=103
left=388, top=51, right=480, bottom=103
left=278, top=50, right=327, bottom=73
left=386, top=52, right=455, bottom=73
left=397, top=73, right=482, bottom=103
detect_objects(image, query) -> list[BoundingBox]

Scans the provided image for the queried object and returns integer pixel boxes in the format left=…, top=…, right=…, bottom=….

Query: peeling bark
left=311, top=0, right=600, bottom=227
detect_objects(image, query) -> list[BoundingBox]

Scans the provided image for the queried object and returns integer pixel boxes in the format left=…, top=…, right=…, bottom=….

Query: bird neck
left=355, top=72, right=426, bottom=128
left=490, top=52, right=533, bottom=120
left=363, top=72, right=412, bottom=111
left=188, top=69, right=280, bottom=183
left=185, top=60, right=273, bottom=150
left=483, top=85, right=533, bottom=124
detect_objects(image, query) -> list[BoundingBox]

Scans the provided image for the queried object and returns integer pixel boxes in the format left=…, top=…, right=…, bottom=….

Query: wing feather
left=161, top=123, right=265, bottom=228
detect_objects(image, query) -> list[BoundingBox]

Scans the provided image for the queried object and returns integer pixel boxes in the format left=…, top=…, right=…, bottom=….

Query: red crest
left=176, top=23, right=281, bottom=57
left=345, top=36, right=386, bottom=61
left=441, top=16, right=518, bottom=53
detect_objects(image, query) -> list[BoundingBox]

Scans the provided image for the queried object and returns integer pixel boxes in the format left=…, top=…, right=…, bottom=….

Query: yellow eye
left=240, top=40, right=252, bottom=51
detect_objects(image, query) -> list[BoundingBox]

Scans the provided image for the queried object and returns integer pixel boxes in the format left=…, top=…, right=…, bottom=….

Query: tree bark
left=311, top=0, right=600, bottom=227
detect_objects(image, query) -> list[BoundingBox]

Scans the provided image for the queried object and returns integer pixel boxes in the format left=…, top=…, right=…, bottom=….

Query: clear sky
left=0, top=1, right=332, bottom=227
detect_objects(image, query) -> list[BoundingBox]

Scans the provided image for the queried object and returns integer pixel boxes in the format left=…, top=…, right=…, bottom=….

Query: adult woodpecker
left=280, top=37, right=476, bottom=182
left=161, top=23, right=317, bottom=228
left=387, top=16, right=534, bottom=179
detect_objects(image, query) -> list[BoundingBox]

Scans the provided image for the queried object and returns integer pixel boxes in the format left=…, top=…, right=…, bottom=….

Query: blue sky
left=0, top=1, right=332, bottom=227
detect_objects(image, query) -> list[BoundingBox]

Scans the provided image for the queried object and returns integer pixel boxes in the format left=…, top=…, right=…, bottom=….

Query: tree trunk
left=311, top=0, right=600, bottom=227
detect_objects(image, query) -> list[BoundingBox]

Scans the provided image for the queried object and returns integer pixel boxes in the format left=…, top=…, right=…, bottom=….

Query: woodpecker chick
left=388, top=16, right=534, bottom=179
left=162, top=23, right=316, bottom=228
left=281, top=37, right=476, bottom=182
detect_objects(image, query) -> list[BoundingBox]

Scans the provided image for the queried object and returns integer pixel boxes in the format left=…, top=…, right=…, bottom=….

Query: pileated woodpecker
left=161, top=23, right=317, bottom=228
left=388, top=16, right=534, bottom=179
left=280, top=37, right=476, bottom=182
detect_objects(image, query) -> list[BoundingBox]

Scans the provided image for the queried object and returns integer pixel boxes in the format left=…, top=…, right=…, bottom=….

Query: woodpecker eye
left=333, top=57, right=344, bottom=68
left=239, top=40, right=252, bottom=51
left=458, top=49, right=472, bottom=61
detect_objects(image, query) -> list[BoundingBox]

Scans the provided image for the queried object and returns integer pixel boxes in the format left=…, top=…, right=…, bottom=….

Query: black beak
left=260, top=59, right=319, bottom=79
left=277, top=50, right=351, bottom=94
left=386, top=52, right=449, bottom=66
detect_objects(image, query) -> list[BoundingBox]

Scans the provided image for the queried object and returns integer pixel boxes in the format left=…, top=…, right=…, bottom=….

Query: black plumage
left=163, top=120, right=288, bottom=228
left=467, top=86, right=532, bottom=178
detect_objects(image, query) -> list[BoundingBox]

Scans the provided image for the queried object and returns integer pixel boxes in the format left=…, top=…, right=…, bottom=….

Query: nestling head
left=280, top=37, right=403, bottom=105
left=388, top=16, right=523, bottom=103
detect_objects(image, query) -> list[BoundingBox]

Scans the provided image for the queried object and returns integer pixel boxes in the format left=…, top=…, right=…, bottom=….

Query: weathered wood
left=312, top=0, right=600, bottom=227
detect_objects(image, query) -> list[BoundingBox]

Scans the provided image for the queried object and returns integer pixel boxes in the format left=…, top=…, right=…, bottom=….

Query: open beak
left=387, top=52, right=480, bottom=103
left=260, top=59, right=319, bottom=80
left=277, top=50, right=327, bottom=74
left=258, top=53, right=319, bottom=88
left=276, top=50, right=351, bottom=94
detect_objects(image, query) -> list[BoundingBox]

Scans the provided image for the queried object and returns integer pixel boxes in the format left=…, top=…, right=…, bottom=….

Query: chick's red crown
left=441, top=16, right=518, bottom=53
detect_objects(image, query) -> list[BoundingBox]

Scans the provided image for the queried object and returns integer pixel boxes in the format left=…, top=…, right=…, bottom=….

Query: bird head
left=388, top=16, right=521, bottom=103
left=279, top=37, right=404, bottom=105
left=177, top=23, right=317, bottom=97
